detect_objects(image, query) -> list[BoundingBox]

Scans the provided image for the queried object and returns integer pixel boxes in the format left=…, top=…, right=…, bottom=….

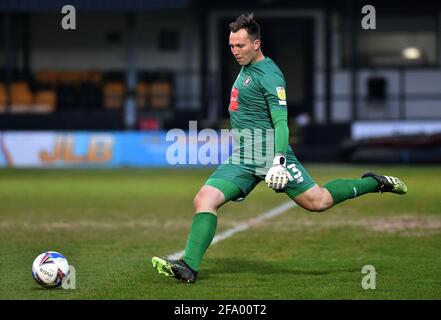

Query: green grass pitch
left=0, top=165, right=440, bottom=299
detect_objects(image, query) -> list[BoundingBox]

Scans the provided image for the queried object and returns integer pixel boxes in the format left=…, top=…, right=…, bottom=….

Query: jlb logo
left=229, top=87, right=239, bottom=111
left=40, top=135, right=113, bottom=164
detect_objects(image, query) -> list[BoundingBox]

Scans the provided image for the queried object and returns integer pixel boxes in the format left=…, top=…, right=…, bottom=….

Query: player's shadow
left=204, top=257, right=359, bottom=278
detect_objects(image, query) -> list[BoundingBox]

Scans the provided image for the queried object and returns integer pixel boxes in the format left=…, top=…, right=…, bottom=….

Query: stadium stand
left=10, top=81, right=33, bottom=113
left=0, top=69, right=175, bottom=116
left=102, top=71, right=126, bottom=110
left=33, top=89, right=57, bottom=113
left=150, top=73, right=173, bottom=110
left=0, top=83, right=6, bottom=113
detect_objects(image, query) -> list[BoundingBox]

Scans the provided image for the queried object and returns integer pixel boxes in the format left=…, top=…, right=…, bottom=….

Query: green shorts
left=205, top=150, right=315, bottom=201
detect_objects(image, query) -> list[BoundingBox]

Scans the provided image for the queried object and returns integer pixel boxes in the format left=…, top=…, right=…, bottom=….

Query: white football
left=32, top=251, right=70, bottom=288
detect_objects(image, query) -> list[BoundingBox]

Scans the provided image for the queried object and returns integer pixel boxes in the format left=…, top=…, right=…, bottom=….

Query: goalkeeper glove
left=265, top=154, right=288, bottom=191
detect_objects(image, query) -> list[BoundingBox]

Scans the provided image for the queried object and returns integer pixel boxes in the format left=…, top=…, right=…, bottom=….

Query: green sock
left=182, top=212, right=218, bottom=272
left=323, top=177, right=378, bottom=205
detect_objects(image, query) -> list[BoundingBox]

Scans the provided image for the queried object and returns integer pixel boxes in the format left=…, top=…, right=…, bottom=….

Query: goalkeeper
left=152, top=13, right=407, bottom=283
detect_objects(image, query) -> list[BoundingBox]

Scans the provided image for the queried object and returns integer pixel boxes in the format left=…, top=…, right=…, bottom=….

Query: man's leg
left=292, top=173, right=407, bottom=212
left=152, top=178, right=243, bottom=283
left=182, top=180, right=241, bottom=272
left=292, top=184, right=333, bottom=212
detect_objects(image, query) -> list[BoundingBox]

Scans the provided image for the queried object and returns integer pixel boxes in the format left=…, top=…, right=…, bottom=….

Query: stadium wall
left=0, top=131, right=231, bottom=168
left=29, top=12, right=200, bottom=71
left=25, top=11, right=203, bottom=112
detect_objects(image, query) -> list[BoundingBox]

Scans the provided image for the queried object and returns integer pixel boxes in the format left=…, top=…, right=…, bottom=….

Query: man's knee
left=193, top=190, right=207, bottom=210
left=293, top=186, right=333, bottom=213
left=193, top=186, right=224, bottom=213
left=303, top=199, right=329, bottom=213
left=307, top=196, right=333, bottom=212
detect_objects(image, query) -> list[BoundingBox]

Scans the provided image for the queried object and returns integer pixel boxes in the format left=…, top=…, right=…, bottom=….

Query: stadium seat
left=35, top=70, right=105, bottom=111
left=103, top=82, right=126, bottom=109
left=59, top=71, right=84, bottom=84
left=136, top=82, right=150, bottom=109
left=0, top=83, right=6, bottom=113
left=10, top=81, right=33, bottom=113
left=33, top=90, right=57, bottom=113
left=150, top=80, right=172, bottom=110
left=87, top=71, right=103, bottom=84
left=35, top=70, right=59, bottom=86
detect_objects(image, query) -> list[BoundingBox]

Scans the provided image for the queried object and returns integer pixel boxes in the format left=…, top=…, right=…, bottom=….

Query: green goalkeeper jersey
left=228, top=57, right=289, bottom=166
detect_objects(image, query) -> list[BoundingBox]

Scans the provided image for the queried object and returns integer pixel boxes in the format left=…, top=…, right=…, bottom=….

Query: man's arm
left=260, top=72, right=290, bottom=190
left=270, top=109, right=289, bottom=156
left=264, top=109, right=290, bottom=191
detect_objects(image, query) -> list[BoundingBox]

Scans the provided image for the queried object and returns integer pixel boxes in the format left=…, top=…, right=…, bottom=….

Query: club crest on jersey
left=276, top=87, right=286, bottom=100
left=243, top=76, right=252, bottom=86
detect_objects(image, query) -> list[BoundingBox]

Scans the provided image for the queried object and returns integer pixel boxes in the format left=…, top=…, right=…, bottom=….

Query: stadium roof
left=0, top=0, right=190, bottom=12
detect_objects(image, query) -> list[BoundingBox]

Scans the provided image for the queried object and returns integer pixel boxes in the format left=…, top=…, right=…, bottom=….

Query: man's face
left=229, top=29, right=260, bottom=66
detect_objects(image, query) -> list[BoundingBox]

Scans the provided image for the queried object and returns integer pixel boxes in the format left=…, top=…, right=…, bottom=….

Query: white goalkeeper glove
left=265, top=154, right=288, bottom=191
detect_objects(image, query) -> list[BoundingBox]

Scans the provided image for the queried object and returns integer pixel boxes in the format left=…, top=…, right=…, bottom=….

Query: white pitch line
left=166, top=200, right=297, bottom=260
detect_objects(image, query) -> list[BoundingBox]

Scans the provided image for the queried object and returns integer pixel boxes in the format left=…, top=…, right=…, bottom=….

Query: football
left=32, top=251, right=70, bottom=288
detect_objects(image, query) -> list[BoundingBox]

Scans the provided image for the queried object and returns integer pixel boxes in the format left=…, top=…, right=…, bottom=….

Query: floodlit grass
left=0, top=165, right=440, bottom=299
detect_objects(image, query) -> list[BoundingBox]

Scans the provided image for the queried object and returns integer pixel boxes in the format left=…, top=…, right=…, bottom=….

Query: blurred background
left=1, top=0, right=441, bottom=167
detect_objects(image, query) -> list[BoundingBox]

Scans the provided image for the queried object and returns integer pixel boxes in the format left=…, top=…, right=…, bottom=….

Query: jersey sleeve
left=259, top=71, right=287, bottom=112
left=260, top=70, right=289, bottom=155
left=270, top=109, right=289, bottom=155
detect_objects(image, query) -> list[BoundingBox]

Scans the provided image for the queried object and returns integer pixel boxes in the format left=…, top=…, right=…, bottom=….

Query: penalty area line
left=166, top=200, right=297, bottom=260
